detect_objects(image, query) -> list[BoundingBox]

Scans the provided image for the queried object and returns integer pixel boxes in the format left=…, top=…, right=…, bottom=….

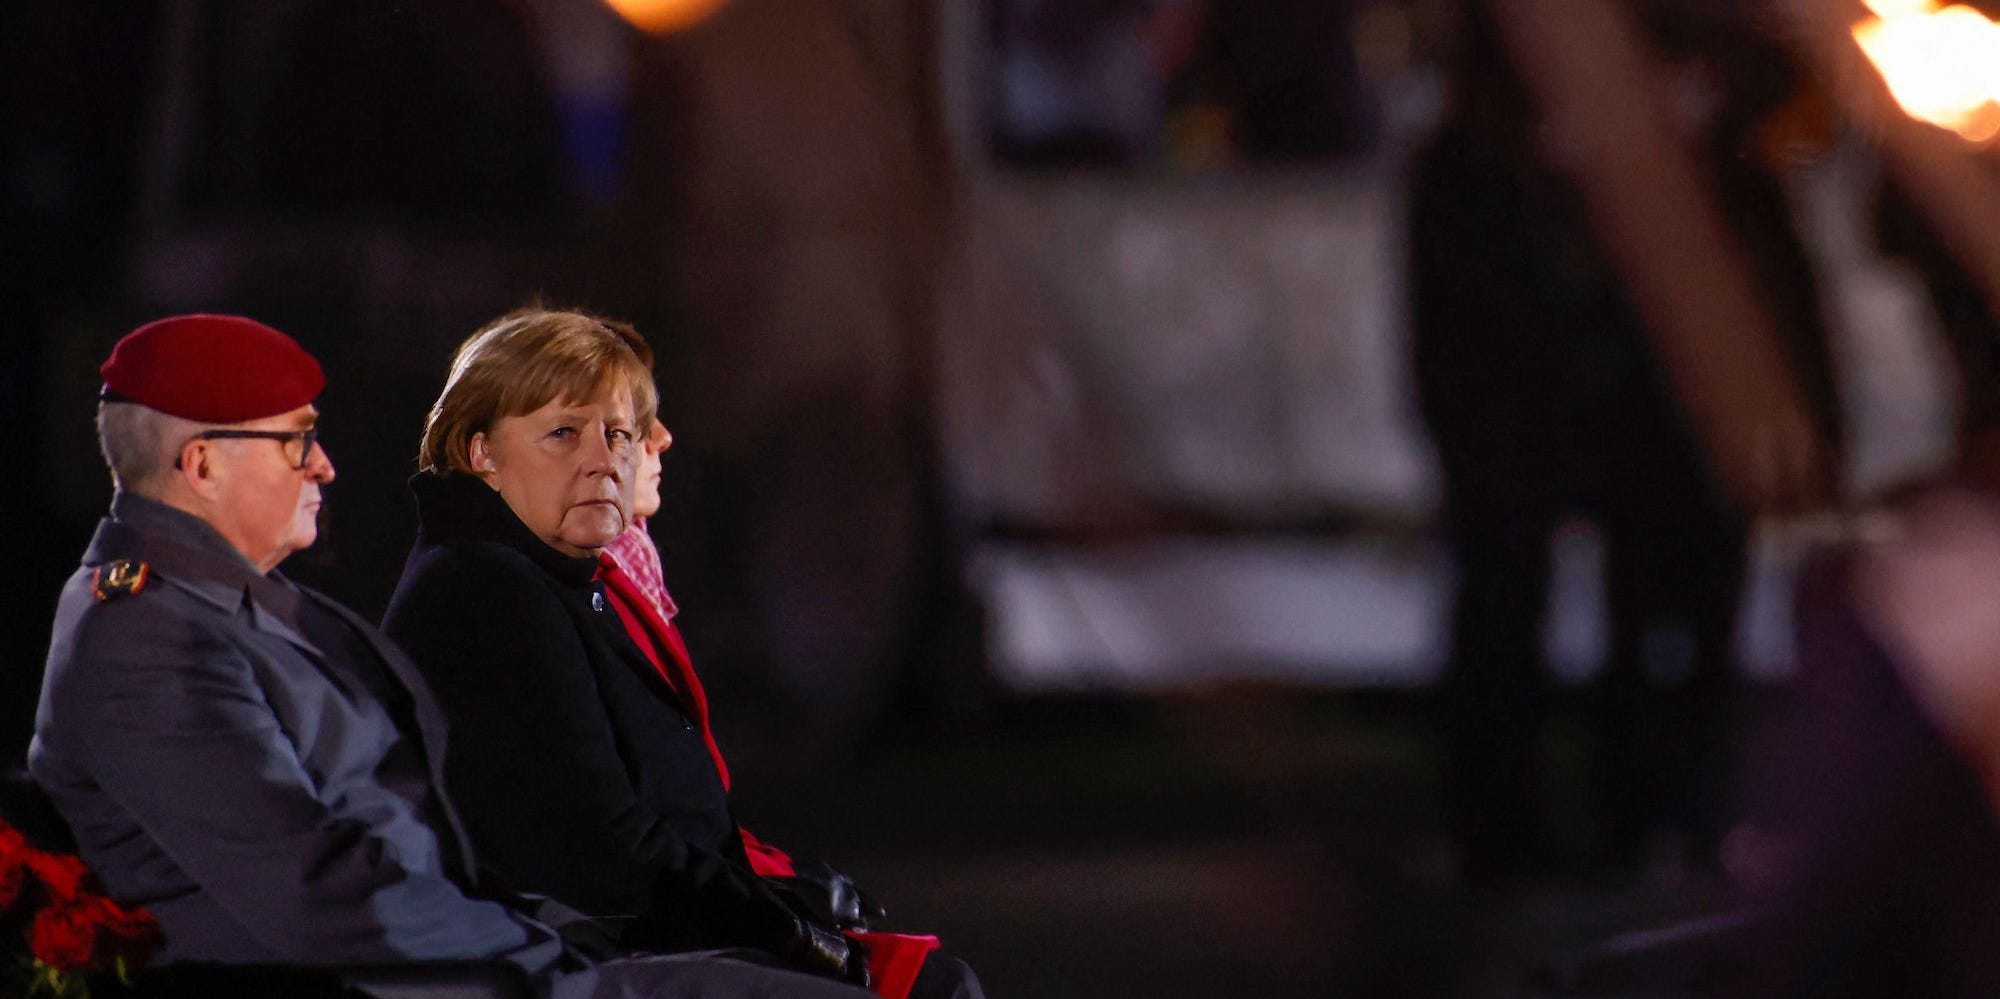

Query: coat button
left=591, top=591, right=605, bottom=612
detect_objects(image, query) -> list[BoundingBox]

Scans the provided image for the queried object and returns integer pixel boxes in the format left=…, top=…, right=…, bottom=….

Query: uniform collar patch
left=90, top=559, right=150, bottom=601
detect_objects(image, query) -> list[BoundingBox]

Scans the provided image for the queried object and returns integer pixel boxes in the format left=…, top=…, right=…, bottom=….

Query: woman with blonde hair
left=383, top=308, right=981, bottom=999
left=381, top=308, right=869, bottom=987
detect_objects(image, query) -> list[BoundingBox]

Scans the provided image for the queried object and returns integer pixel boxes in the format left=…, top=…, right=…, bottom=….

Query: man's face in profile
left=205, top=405, right=335, bottom=571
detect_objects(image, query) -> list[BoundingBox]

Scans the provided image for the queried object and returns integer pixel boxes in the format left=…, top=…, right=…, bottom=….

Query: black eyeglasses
left=176, top=428, right=321, bottom=470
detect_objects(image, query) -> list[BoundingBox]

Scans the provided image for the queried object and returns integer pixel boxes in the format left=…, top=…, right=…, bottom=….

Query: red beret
left=100, top=314, right=325, bottom=423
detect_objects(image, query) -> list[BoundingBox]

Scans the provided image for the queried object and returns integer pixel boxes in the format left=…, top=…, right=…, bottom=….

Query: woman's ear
left=469, top=432, right=497, bottom=475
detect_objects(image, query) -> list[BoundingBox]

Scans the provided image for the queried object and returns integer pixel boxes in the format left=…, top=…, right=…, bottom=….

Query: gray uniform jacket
left=28, top=492, right=560, bottom=969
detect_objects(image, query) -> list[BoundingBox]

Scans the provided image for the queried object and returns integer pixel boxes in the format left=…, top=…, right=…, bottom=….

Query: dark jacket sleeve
left=33, top=589, right=543, bottom=965
left=383, top=543, right=793, bottom=945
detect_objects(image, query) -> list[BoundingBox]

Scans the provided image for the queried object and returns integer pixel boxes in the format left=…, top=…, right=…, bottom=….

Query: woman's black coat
left=381, top=472, right=772, bottom=941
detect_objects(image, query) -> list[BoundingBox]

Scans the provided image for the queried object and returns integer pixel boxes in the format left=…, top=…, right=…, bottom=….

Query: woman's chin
left=560, top=509, right=628, bottom=552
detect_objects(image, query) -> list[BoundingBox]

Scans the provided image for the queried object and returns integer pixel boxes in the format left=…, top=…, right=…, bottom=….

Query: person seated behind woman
left=598, top=421, right=815, bottom=880
left=594, top=345, right=885, bottom=924
left=381, top=309, right=979, bottom=998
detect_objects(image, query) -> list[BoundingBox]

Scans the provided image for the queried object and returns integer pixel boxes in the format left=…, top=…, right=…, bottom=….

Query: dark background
left=0, top=1, right=1969, bottom=995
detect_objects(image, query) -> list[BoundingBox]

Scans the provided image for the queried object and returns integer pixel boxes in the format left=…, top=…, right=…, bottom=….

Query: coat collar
left=90, top=493, right=264, bottom=609
left=408, top=472, right=601, bottom=589
left=90, top=492, right=325, bottom=658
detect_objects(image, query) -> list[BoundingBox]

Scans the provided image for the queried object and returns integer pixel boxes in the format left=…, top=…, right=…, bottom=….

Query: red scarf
left=595, top=532, right=794, bottom=876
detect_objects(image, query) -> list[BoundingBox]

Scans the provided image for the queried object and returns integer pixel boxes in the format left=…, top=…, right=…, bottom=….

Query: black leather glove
left=781, top=918, right=872, bottom=989
left=630, top=847, right=868, bottom=986
left=766, top=857, right=887, bottom=931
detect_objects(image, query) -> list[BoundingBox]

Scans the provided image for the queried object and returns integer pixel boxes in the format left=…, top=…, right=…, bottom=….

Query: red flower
left=95, top=898, right=164, bottom=969
left=0, top=834, right=166, bottom=997
left=29, top=899, right=102, bottom=972
left=25, top=852, right=92, bottom=903
left=0, top=821, right=30, bottom=912
left=28, top=896, right=161, bottom=975
left=0, top=821, right=28, bottom=859
left=0, top=854, right=24, bottom=911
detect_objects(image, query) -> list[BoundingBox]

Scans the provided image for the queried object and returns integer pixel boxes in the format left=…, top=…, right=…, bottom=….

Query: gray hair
left=97, top=402, right=206, bottom=496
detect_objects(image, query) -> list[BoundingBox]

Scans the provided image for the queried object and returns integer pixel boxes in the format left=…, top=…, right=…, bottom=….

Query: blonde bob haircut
left=419, top=308, right=658, bottom=476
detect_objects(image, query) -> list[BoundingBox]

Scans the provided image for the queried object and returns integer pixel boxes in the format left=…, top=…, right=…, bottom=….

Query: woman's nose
left=579, top=429, right=621, bottom=477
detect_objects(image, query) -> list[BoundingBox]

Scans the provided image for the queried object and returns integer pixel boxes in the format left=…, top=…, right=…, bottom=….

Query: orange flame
left=601, top=0, right=729, bottom=35
left=1853, top=0, right=2000, bottom=142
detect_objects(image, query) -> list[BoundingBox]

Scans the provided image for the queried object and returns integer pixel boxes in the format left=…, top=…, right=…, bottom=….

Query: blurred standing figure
left=1406, top=2, right=1841, bottom=882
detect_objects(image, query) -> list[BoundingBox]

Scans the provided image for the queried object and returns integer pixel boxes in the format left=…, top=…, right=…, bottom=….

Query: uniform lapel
left=296, top=586, right=484, bottom=885
left=241, top=585, right=328, bottom=664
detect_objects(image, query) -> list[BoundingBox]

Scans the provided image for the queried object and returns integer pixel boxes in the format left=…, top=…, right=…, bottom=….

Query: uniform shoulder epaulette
left=90, top=559, right=151, bottom=601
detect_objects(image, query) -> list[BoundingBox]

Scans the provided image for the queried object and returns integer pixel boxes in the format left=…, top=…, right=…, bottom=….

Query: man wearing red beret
left=28, top=314, right=878, bottom=998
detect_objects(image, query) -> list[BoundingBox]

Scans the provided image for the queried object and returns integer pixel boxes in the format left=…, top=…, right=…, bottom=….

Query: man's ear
left=176, top=439, right=222, bottom=497
left=469, top=432, right=496, bottom=474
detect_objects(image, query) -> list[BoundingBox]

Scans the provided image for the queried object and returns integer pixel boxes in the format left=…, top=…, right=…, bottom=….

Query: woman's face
left=470, top=386, right=640, bottom=557
left=633, top=420, right=673, bottom=520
